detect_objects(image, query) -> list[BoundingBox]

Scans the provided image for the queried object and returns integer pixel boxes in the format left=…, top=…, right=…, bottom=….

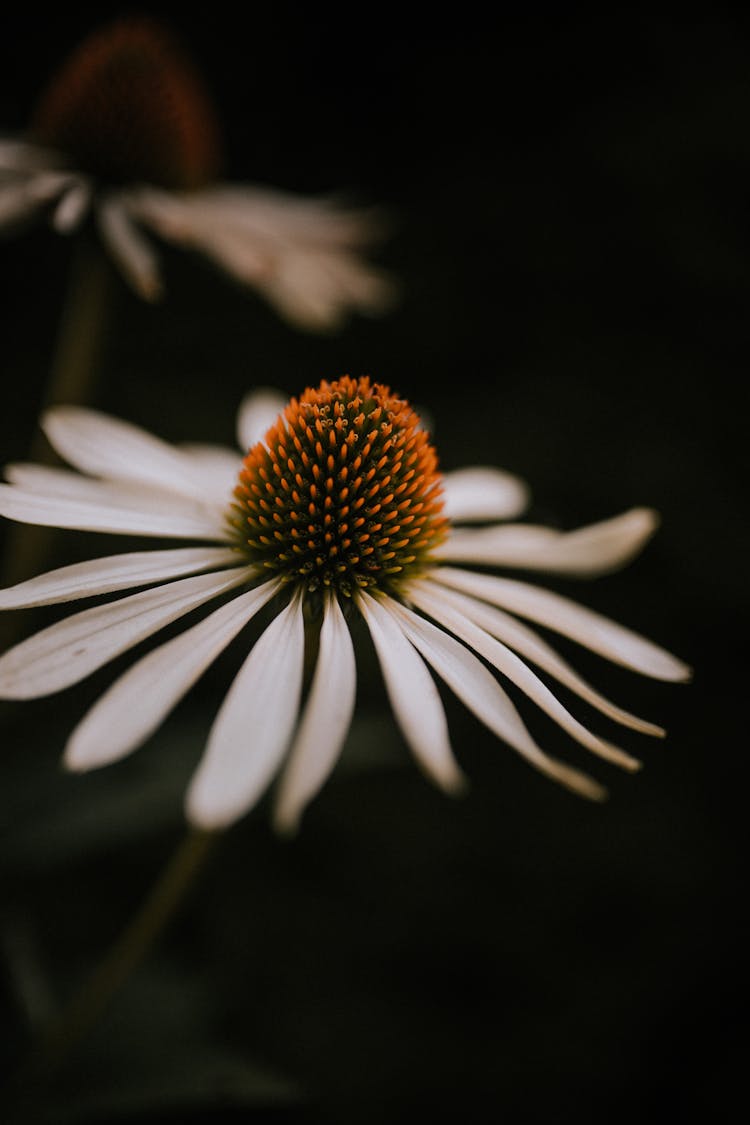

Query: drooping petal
left=65, top=577, right=280, bottom=771
left=0, top=481, right=226, bottom=540
left=96, top=194, right=163, bottom=301
left=186, top=593, right=305, bottom=830
left=432, top=566, right=692, bottom=682
left=437, top=508, right=660, bottom=576
left=420, top=576, right=664, bottom=737
left=358, top=591, right=466, bottom=794
left=0, top=139, right=64, bottom=172
left=51, top=177, right=92, bottom=232
left=236, top=388, right=288, bottom=452
left=384, top=597, right=607, bottom=801
left=0, top=546, right=241, bottom=609
left=273, top=590, right=357, bottom=834
left=0, top=566, right=253, bottom=699
left=40, top=407, right=221, bottom=502
left=441, top=466, right=530, bottom=523
left=0, top=170, right=73, bottom=230
left=409, top=582, right=641, bottom=771
left=127, top=184, right=395, bottom=331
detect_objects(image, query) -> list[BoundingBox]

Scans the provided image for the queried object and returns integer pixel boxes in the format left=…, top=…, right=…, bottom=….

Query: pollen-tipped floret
left=230, top=377, right=449, bottom=596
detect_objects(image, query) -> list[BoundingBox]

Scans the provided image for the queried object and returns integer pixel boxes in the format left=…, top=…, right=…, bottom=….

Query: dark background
left=0, top=5, right=746, bottom=1123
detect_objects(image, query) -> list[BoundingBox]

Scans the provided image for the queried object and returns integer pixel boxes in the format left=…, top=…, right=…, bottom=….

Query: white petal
left=420, top=576, right=664, bottom=737
left=409, top=582, right=641, bottom=771
left=0, top=566, right=253, bottom=699
left=0, top=547, right=241, bottom=609
left=385, top=598, right=607, bottom=801
left=433, top=566, right=692, bottom=682
left=65, top=577, right=280, bottom=771
left=0, top=170, right=72, bottom=229
left=179, top=443, right=241, bottom=503
left=273, top=591, right=357, bottom=834
left=236, top=388, right=288, bottom=452
left=5, top=460, right=225, bottom=517
left=97, top=195, right=162, bottom=301
left=441, top=466, right=530, bottom=522
left=51, top=177, right=92, bottom=233
left=358, top=591, right=465, bottom=794
left=0, top=139, right=62, bottom=171
left=0, top=482, right=226, bottom=540
left=130, top=184, right=394, bottom=331
left=437, top=508, right=660, bottom=576
left=41, top=407, right=221, bottom=502
left=186, top=593, right=305, bottom=830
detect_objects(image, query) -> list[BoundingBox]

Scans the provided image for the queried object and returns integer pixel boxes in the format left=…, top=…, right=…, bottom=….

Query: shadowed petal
left=96, top=195, right=162, bottom=300
left=0, top=566, right=253, bottom=699
left=236, top=388, right=289, bottom=452
left=52, top=177, right=92, bottom=232
left=273, top=590, right=357, bottom=834
left=127, top=185, right=395, bottom=331
left=420, top=576, right=664, bottom=736
left=0, top=170, right=74, bottom=230
left=441, top=466, right=530, bottom=523
left=438, top=508, right=660, bottom=576
left=66, top=577, right=280, bottom=770
left=0, top=481, right=226, bottom=540
left=41, top=406, right=221, bottom=501
left=179, top=443, right=240, bottom=504
left=433, top=566, right=692, bottom=681
left=358, top=591, right=466, bottom=794
left=409, top=582, right=641, bottom=771
left=384, top=598, right=607, bottom=801
left=186, top=593, right=305, bottom=830
left=0, top=546, right=241, bottom=609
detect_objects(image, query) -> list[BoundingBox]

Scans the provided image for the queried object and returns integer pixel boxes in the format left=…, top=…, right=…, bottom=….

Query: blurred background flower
left=0, top=6, right=745, bottom=1125
left=0, top=16, right=394, bottom=332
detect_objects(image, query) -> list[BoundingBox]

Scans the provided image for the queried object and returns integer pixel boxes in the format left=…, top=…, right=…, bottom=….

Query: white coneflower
left=0, top=18, right=392, bottom=331
left=0, top=377, right=690, bottom=833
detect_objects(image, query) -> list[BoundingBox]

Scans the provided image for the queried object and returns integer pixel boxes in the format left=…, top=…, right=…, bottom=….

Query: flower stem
left=0, top=237, right=115, bottom=651
left=28, top=827, right=216, bottom=1076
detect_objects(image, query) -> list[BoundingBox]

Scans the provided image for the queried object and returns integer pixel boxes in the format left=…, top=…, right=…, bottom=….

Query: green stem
left=29, top=828, right=217, bottom=1076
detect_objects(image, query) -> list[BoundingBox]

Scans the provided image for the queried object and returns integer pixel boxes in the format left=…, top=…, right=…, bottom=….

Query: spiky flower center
left=30, top=18, right=221, bottom=190
left=230, top=377, right=449, bottom=597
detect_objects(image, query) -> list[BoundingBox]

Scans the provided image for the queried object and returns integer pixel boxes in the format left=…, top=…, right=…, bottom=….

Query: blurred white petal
left=41, top=406, right=220, bottom=502
left=128, top=184, right=395, bottom=331
left=96, top=195, right=162, bottom=301
left=178, top=443, right=241, bottom=505
left=51, top=177, right=92, bottom=232
left=0, top=171, right=73, bottom=230
left=442, top=466, right=530, bottom=523
left=236, top=388, right=288, bottom=451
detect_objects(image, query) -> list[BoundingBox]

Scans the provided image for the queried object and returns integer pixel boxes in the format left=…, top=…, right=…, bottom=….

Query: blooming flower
left=0, top=378, right=690, bottom=833
left=0, top=18, right=392, bottom=331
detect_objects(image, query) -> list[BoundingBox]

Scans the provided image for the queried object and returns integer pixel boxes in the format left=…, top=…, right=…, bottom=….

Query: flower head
left=0, top=18, right=393, bottom=329
left=0, top=381, right=690, bottom=833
